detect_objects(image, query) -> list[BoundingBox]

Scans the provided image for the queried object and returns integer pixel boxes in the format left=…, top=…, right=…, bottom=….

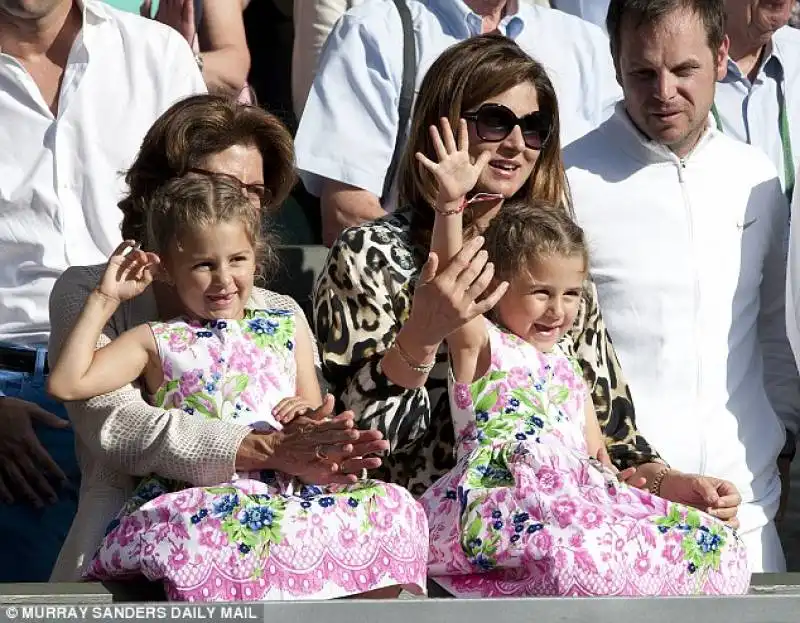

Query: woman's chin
left=477, top=177, right=525, bottom=199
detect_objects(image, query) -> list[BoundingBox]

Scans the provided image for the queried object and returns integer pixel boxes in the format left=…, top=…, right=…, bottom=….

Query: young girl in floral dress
left=414, top=118, right=750, bottom=597
left=47, top=175, right=427, bottom=601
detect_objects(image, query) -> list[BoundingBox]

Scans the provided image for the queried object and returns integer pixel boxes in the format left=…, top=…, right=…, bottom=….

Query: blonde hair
left=483, top=200, right=588, bottom=281
left=146, top=174, right=277, bottom=280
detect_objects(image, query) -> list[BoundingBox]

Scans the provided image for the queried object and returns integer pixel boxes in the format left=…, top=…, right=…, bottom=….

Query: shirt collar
left=76, top=0, right=113, bottom=53
left=432, top=0, right=525, bottom=39
left=724, top=36, right=784, bottom=85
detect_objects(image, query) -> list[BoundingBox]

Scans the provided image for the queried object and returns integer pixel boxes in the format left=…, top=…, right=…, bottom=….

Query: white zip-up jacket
left=565, top=104, right=800, bottom=535
left=786, top=177, right=800, bottom=380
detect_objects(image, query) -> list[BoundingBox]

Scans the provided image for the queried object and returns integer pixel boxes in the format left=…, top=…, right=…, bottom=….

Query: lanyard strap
left=711, top=80, right=795, bottom=201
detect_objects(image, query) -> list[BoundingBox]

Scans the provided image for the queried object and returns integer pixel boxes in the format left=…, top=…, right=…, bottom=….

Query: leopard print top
left=313, top=209, right=660, bottom=496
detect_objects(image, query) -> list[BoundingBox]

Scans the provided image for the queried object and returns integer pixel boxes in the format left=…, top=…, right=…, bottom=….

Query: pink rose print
left=535, top=465, right=563, bottom=495
left=116, top=517, right=142, bottom=547
left=662, top=543, right=683, bottom=564
left=453, top=383, right=473, bottom=410
left=507, top=367, right=530, bottom=389
left=167, top=332, right=190, bottom=353
left=531, top=530, right=553, bottom=555
left=495, top=382, right=510, bottom=410
left=179, top=369, right=203, bottom=397
left=338, top=527, right=358, bottom=548
left=634, top=553, right=650, bottom=575
left=551, top=497, right=578, bottom=528
left=228, top=340, right=258, bottom=375
left=161, top=356, right=174, bottom=380
left=578, top=507, right=604, bottom=530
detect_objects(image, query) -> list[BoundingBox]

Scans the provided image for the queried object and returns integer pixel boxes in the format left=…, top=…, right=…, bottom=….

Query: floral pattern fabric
left=86, top=309, right=428, bottom=601
left=419, top=319, right=750, bottom=597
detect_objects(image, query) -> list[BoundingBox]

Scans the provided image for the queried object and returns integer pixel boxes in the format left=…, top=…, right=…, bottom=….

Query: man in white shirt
left=716, top=2, right=800, bottom=522
left=0, top=0, right=205, bottom=581
left=564, top=0, right=800, bottom=572
left=714, top=1, right=800, bottom=203
left=294, top=0, right=621, bottom=245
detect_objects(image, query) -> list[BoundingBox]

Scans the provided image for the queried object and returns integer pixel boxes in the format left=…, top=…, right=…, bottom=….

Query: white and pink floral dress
left=419, top=319, right=750, bottom=597
left=86, top=309, right=428, bottom=601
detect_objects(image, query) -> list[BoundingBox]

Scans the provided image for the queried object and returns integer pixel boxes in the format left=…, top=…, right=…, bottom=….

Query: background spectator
left=0, top=0, right=204, bottom=583
left=292, top=0, right=364, bottom=120
left=140, top=0, right=251, bottom=97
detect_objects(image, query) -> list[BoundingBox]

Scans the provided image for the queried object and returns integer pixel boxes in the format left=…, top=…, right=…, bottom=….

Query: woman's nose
left=502, top=124, right=527, bottom=151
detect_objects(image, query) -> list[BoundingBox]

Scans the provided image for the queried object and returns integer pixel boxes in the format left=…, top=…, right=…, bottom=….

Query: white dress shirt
left=566, top=105, right=799, bottom=571
left=551, top=0, right=609, bottom=32
left=0, top=0, right=206, bottom=345
left=294, top=0, right=621, bottom=201
left=291, top=0, right=365, bottom=119
left=714, top=26, right=800, bottom=198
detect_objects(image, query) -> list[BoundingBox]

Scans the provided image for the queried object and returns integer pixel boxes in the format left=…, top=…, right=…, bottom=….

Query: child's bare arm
left=47, top=242, right=160, bottom=402
left=419, top=118, right=507, bottom=383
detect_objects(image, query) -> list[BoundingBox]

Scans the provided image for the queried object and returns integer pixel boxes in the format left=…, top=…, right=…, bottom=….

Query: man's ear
left=716, top=35, right=731, bottom=81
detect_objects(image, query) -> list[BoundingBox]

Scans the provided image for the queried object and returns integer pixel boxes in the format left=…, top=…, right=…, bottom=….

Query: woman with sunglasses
left=314, top=33, right=742, bottom=538
left=48, top=95, right=395, bottom=589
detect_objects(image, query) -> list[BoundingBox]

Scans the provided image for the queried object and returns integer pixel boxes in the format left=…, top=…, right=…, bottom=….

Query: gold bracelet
left=392, top=336, right=436, bottom=374
left=649, top=466, right=670, bottom=497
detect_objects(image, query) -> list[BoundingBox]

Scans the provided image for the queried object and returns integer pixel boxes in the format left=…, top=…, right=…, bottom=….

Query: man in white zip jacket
left=565, top=0, right=800, bottom=573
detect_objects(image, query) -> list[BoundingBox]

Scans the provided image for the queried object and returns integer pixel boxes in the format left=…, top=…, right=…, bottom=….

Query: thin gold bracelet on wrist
left=649, top=466, right=670, bottom=497
left=392, top=336, right=436, bottom=374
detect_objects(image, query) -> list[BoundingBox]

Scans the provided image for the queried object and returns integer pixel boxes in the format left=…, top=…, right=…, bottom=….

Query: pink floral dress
left=419, top=319, right=750, bottom=597
left=86, top=309, right=428, bottom=601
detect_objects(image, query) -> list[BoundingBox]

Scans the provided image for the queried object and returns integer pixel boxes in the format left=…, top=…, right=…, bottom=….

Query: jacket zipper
left=677, top=158, right=707, bottom=475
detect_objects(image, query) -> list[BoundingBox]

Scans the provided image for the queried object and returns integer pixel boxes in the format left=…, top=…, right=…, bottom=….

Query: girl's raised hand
left=98, top=240, right=161, bottom=303
left=415, top=118, right=493, bottom=206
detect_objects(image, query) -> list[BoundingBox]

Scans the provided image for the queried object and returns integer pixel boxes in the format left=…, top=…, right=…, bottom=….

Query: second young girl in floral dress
left=47, top=175, right=427, bottom=601
left=415, top=118, right=750, bottom=597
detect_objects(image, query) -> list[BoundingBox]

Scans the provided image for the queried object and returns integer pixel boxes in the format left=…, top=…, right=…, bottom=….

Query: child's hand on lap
left=98, top=240, right=161, bottom=303
left=272, top=396, right=318, bottom=424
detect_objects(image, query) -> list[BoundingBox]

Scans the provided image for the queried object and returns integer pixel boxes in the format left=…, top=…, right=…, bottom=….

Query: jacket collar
left=600, top=101, right=717, bottom=166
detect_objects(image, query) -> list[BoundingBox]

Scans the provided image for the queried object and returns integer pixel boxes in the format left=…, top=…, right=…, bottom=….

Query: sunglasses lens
left=521, top=114, right=549, bottom=150
left=473, top=105, right=550, bottom=149
left=476, top=106, right=515, bottom=142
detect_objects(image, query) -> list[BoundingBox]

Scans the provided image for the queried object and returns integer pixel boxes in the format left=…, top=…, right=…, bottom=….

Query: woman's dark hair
left=607, top=0, right=725, bottom=61
left=398, top=33, right=568, bottom=247
left=119, top=94, right=295, bottom=243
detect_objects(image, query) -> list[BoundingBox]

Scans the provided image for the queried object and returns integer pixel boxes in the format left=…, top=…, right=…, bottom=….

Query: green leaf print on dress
left=654, top=504, right=727, bottom=579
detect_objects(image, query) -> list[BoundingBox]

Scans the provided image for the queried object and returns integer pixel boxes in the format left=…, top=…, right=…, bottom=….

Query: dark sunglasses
left=463, top=103, right=552, bottom=150
left=186, top=168, right=271, bottom=207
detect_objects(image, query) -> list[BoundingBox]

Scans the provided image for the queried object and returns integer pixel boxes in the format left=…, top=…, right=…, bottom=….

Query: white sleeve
left=292, top=0, right=358, bottom=119
left=162, top=27, right=208, bottom=105
left=294, top=8, right=403, bottom=198
left=758, top=174, right=800, bottom=436
left=786, top=170, right=800, bottom=384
